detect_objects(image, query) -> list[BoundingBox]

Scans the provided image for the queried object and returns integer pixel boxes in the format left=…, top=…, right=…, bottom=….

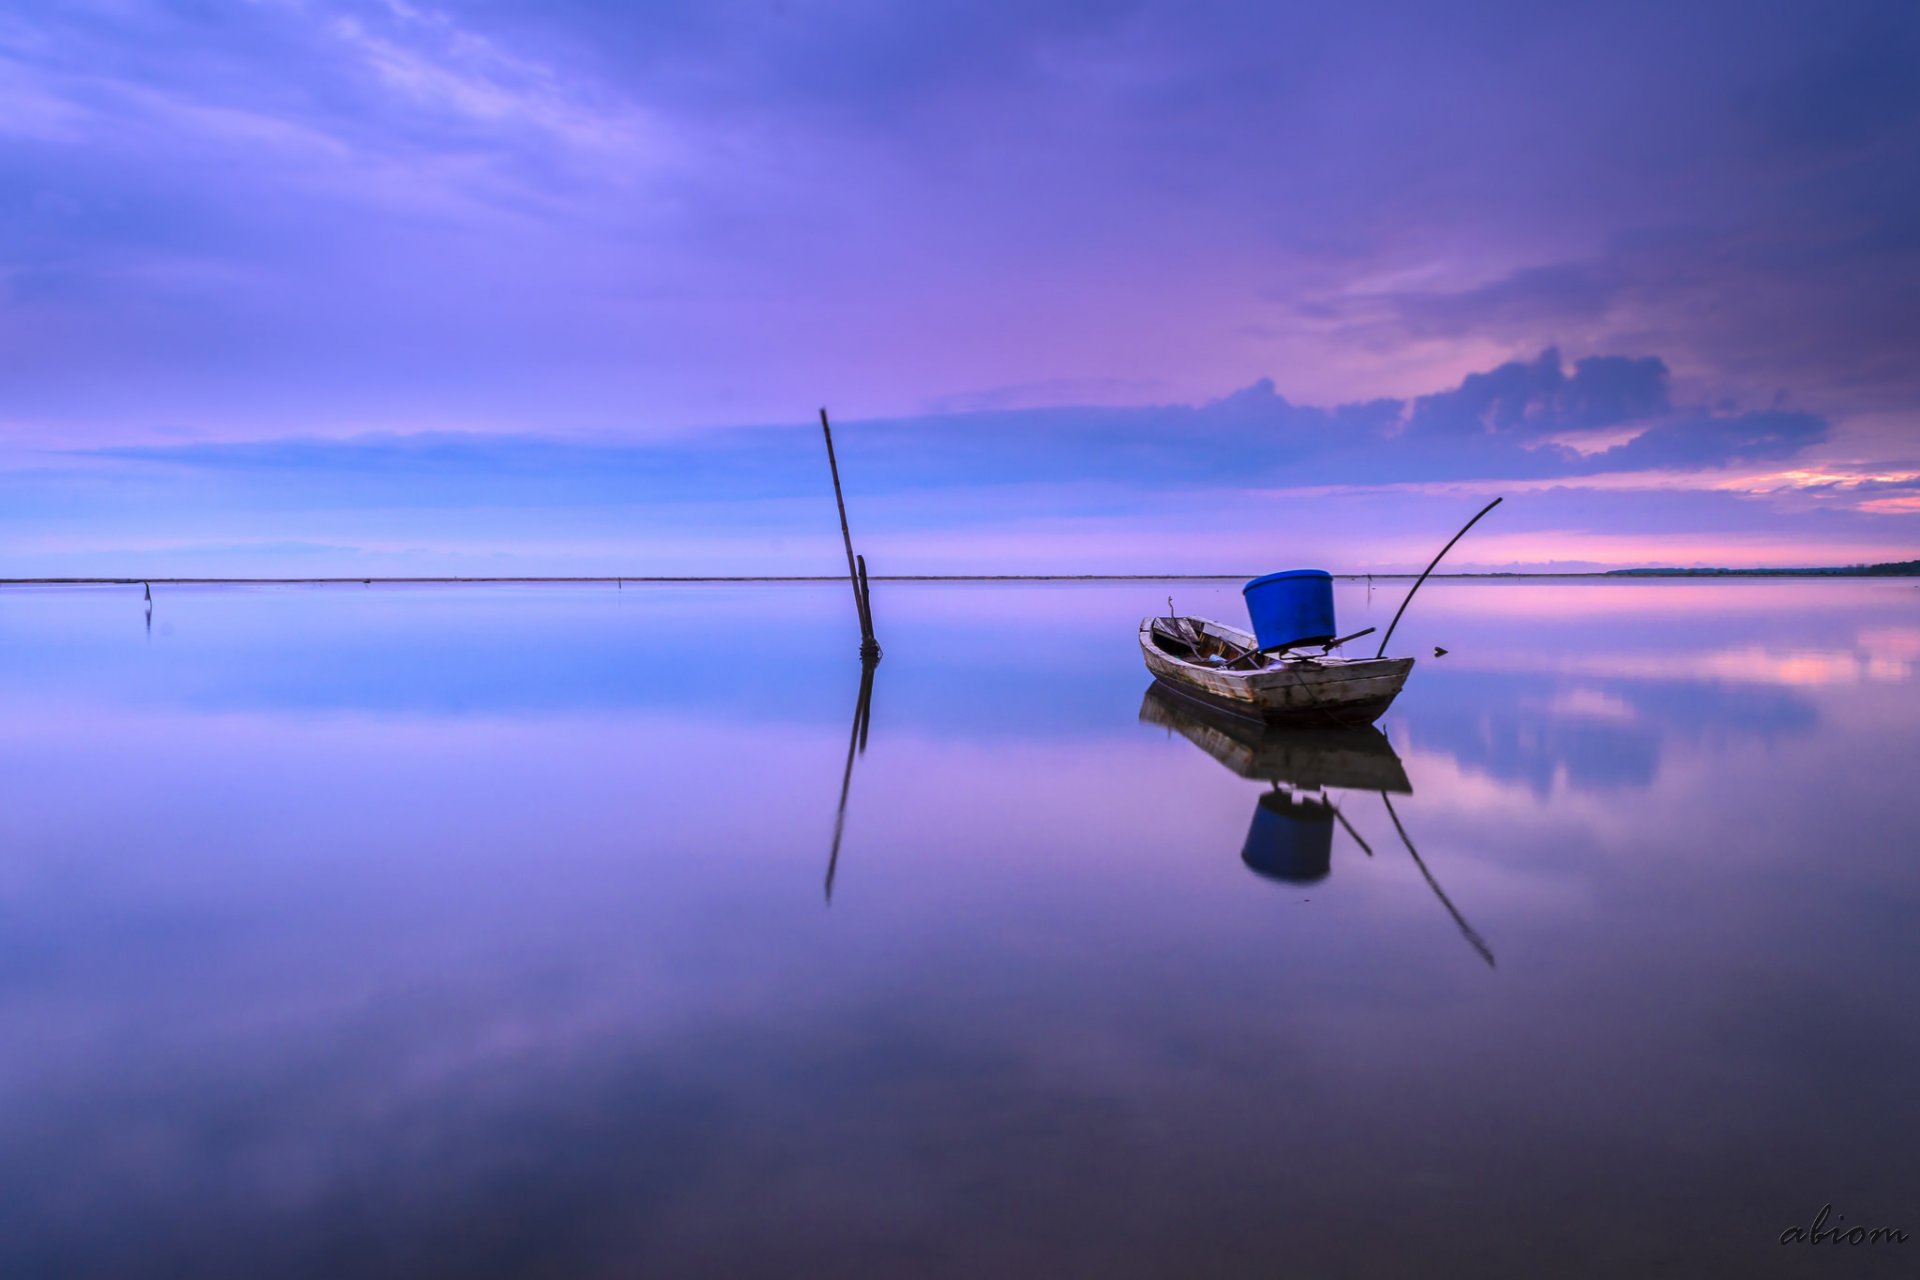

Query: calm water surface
left=1, top=579, right=1915, bottom=1277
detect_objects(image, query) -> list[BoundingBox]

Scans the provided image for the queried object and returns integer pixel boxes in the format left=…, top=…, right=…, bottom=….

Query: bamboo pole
left=820, top=408, right=877, bottom=652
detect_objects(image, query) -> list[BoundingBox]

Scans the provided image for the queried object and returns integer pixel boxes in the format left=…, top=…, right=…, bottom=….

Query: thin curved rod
left=1376, top=497, right=1502, bottom=658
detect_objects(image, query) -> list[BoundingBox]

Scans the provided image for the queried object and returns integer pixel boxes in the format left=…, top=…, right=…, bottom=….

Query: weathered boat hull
left=1139, top=617, right=1415, bottom=728
left=1147, top=672, right=1406, bottom=727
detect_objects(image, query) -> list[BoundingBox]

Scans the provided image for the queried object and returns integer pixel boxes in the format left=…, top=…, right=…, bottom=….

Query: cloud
left=1402, top=349, right=1670, bottom=440
left=68, top=348, right=1830, bottom=498
left=1358, top=262, right=1630, bottom=344
left=1583, top=408, right=1826, bottom=472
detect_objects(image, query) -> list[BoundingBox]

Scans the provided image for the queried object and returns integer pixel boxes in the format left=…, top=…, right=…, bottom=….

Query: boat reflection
left=1141, top=684, right=1493, bottom=965
left=1141, top=684, right=1412, bottom=792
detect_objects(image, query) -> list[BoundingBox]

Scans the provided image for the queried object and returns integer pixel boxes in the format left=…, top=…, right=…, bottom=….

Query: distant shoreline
left=1600, top=559, right=1920, bottom=577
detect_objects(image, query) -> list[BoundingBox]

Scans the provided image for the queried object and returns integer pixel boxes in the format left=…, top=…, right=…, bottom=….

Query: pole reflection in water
left=1140, top=682, right=1493, bottom=965
left=824, top=655, right=878, bottom=902
left=1381, top=791, right=1494, bottom=967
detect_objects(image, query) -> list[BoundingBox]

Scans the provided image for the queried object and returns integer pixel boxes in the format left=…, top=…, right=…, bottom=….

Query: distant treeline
left=1606, top=559, right=1920, bottom=577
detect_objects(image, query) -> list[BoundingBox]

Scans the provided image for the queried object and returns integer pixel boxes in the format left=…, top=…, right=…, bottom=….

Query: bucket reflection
left=1241, top=790, right=1334, bottom=884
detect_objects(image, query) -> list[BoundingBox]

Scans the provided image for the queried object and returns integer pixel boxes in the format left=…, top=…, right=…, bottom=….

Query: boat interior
left=1148, top=616, right=1337, bottom=671
left=1147, top=616, right=1389, bottom=671
left=1149, top=616, right=1254, bottom=663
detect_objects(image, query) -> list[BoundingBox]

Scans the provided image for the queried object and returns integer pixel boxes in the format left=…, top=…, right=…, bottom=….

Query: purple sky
left=2, top=0, right=1917, bottom=573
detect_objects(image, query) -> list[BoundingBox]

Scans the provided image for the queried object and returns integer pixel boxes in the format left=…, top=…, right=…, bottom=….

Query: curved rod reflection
left=824, top=655, right=879, bottom=903
left=1141, top=682, right=1494, bottom=966
left=1381, top=792, right=1495, bottom=968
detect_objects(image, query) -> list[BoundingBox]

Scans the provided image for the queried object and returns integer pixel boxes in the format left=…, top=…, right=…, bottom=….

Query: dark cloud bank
left=80, top=348, right=1826, bottom=502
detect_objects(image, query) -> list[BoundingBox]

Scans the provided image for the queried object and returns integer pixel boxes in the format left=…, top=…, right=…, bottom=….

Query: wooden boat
left=1139, top=615, right=1414, bottom=727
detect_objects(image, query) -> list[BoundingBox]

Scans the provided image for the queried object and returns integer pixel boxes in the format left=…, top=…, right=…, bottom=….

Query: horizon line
left=3, top=568, right=1914, bottom=587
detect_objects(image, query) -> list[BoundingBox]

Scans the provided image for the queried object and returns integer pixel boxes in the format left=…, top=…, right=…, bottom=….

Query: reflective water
left=2, top=579, right=1915, bottom=1278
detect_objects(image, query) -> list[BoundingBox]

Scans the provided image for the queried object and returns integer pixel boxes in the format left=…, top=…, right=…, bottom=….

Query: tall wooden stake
left=820, top=408, right=879, bottom=656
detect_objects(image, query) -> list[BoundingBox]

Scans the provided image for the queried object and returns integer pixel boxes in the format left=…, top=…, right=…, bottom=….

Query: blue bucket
left=1242, top=569, right=1335, bottom=652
